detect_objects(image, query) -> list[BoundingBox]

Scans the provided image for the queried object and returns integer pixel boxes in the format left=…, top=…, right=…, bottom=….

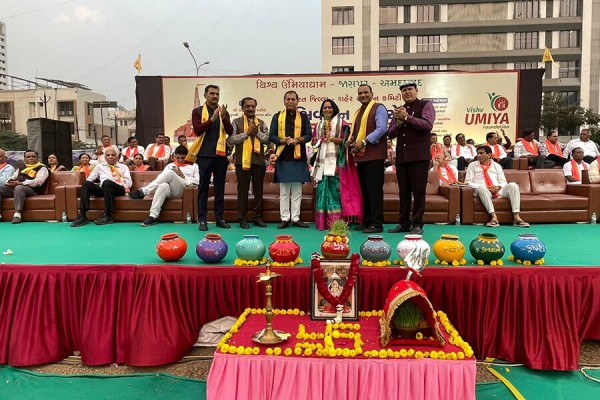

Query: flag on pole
left=542, top=48, right=559, bottom=66
left=134, top=54, right=142, bottom=75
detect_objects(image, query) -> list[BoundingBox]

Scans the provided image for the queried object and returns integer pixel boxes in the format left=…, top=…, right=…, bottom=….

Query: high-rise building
left=322, top=1, right=599, bottom=112
left=0, top=21, right=7, bottom=89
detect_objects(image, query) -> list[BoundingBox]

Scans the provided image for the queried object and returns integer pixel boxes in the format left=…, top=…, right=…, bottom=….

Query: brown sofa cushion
left=529, top=170, right=567, bottom=194
left=504, top=170, right=531, bottom=193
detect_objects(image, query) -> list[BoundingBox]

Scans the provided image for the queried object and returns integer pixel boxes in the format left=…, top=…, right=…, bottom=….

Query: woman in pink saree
left=311, top=99, right=363, bottom=230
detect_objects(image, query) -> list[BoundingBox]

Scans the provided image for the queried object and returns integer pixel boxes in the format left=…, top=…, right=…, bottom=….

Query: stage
left=0, top=222, right=599, bottom=371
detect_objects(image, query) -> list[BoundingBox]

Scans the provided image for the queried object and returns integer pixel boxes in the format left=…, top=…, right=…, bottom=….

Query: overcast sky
left=1, top=0, right=322, bottom=109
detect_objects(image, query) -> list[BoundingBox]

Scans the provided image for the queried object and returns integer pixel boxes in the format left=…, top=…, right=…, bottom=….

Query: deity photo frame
left=310, top=254, right=360, bottom=320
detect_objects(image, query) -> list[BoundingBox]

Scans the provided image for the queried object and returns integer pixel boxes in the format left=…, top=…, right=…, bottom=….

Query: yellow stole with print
left=20, top=162, right=44, bottom=178
left=350, top=99, right=376, bottom=156
left=276, top=110, right=302, bottom=158
left=186, top=104, right=227, bottom=163
left=242, top=115, right=261, bottom=170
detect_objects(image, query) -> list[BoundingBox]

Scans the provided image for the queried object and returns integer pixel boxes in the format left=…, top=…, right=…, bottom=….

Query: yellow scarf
left=350, top=99, right=376, bottom=156
left=276, top=110, right=302, bottom=159
left=186, top=104, right=227, bottom=163
left=21, top=162, right=44, bottom=178
left=241, top=115, right=262, bottom=170
left=109, top=164, right=130, bottom=193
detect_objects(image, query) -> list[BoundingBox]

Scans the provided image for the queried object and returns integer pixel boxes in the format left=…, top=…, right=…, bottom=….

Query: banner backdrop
left=161, top=71, right=519, bottom=144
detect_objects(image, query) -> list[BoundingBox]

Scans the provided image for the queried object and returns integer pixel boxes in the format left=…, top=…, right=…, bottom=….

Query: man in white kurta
left=465, top=145, right=529, bottom=228
left=128, top=146, right=199, bottom=226
left=430, top=153, right=459, bottom=185
left=563, top=147, right=589, bottom=185
left=450, top=133, right=477, bottom=171
left=563, top=129, right=600, bottom=164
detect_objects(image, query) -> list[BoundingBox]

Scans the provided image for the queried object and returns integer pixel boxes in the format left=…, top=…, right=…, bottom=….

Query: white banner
left=162, top=71, right=519, bottom=144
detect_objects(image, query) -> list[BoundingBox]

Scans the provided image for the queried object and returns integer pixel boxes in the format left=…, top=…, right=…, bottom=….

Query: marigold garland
left=233, top=257, right=268, bottom=267
left=271, top=257, right=304, bottom=267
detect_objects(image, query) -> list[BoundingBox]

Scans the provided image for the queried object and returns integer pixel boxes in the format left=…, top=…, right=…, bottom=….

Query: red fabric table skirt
left=207, top=313, right=476, bottom=400
left=1, top=265, right=598, bottom=369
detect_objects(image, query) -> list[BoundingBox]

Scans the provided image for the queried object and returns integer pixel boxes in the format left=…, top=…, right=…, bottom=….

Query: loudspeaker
left=26, top=118, right=74, bottom=169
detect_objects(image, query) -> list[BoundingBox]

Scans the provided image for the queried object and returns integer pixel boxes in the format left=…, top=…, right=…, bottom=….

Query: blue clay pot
left=510, top=234, right=546, bottom=263
left=196, top=233, right=228, bottom=263
left=235, top=235, right=266, bottom=261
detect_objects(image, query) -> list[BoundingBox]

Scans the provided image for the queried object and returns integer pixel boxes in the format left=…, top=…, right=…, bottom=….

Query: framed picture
left=310, top=256, right=359, bottom=320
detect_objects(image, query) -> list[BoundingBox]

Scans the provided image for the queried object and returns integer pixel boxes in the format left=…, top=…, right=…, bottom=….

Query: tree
left=0, top=131, right=29, bottom=150
left=540, top=93, right=600, bottom=136
left=72, top=140, right=96, bottom=150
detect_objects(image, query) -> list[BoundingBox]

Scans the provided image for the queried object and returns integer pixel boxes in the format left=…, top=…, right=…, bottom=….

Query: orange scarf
left=546, top=141, right=562, bottom=156
left=492, top=144, right=503, bottom=158
left=481, top=162, right=499, bottom=198
left=174, top=160, right=187, bottom=168
left=134, top=164, right=149, bottom=172
left=148, top=144, right=166, bottom=158
left=431, top=143, right=443, bottom=159
left=109, top=164, right=130, bottom=192
left=570, top=160, right=587, bottom=181
left=521, top=140, right=539, bottom=155
left=456, top=144, right=475, bottom=157
left=0, top=162, right=8, bottom=170
left=77, top=164, right=91, bottom=178
left=437, top=164, right=457, bottom=184
left=124, top=146, right=139, bottom=158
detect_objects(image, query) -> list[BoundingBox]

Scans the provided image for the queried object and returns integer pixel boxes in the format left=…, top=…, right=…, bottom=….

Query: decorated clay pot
left=235, top=235, right=266, bottom=261
left=469, top=233, right=505, bottom=264
left=156, top=233, right=187, bottom=262
left=433, top=234, right=466, bottom=263
left=320, top=234, right=350, bottom=259
left=360, top=235, right=392, bottom=262
left=268, top=235, right=300, bottom=263
left=196, top=233, right=228, bottom=263
left=510, top=234, right=546, bottom=263
left=396, top=234, right=431, bottom=261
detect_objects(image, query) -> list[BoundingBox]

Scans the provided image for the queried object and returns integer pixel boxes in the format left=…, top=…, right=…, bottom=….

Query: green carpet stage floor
left=0, top=221, right=597, bottom=266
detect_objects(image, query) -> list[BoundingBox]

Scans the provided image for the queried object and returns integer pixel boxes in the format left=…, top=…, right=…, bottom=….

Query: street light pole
left=183, top=42, right=209, bottom=75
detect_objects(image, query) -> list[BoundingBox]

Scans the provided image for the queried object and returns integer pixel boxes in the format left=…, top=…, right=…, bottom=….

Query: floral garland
left=312, top=253, right=359, bottom=308
left=434, top=258, right=467, bottom=267
left=233, top=257, right=268, bottom=266
left=361, top=259, right=391, bottom=267
left=272, top=257, right=303, bottom=267
left=324, top=234, right=349, bottom=244
left=507, top=255, right=544, bottom=265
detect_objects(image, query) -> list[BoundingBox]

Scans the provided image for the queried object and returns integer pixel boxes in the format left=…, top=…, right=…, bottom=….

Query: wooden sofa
left=460, top=169, right=600, bottom=224
left=1, top=171, right=85, bottom=222
left=64, top=171, right=194, bottom=222
left=383, top=170, right=461, bottom=224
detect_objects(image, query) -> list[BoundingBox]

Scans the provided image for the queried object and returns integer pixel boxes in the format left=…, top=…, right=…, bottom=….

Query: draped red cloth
left=0, top=265, right=599, bottom=370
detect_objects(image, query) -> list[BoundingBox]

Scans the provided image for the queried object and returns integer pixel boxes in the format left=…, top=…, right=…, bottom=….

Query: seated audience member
left=131, top=154, right=151, bottom=171
left=563, top=128, right=600, bottom=164
left=0, top=149, right=16, bottom=185
left=450, top=133, right=477, bottom=171
left=266, top=153, right=277, bottom=172
left=72, top=153, right=94, bottom=178
left=386, top=137, right=396, bottom=167
left=121, top=136, right=145, bottom=164
left=0, top=150, right=49, bottom=223
left=498, top=129, right=512, bottom=151
left=563, top=147, right=589, bottom=185
left=465, top=145, right=529, bottom=228
left=541, top=130, right=567, bottom=167
left=164, top=136, right=178, bottom=155
left=71, top=148, right=132, bottom=227
left=486, top=131, right=513, bottom=169
left=431, top=153, right=459, bottom=185
left=588, top=157, right=600, bottom=183
left=47, top=153, right=67, bottom=172
left=513, top=129, right=554, bottom=169
left=466, top=138, right=476, bottom=147
left=177, top=134, right=189, bottom=149
left=442, top=134, right=452, bottom=152
left=430, top=133, right=452, bottom=164
left=93, top=135, right=119, bottom=163
left=128, top=146, right=199, bottom=226
left=144, top=133, right=171, bottom=169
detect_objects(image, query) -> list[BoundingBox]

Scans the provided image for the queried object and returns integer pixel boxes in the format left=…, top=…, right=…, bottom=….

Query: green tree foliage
left=540, top=93, right=600, bottom=136
left=0, top=131, right=29, bottom=150
left=72, top=140, right=96, bottom=150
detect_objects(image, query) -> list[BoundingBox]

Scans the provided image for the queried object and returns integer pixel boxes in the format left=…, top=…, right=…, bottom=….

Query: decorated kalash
left=215, top=225, right=475, bottom=363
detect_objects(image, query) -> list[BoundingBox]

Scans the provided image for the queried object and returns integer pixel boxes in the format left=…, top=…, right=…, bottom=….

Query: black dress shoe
left=362, top=225, right=383, bottom=234
left=216, top=219, right=231, bottom=229
left=410, top=226, right=424, bottom=235
left=94, top=213, right=114, bottom=225
left=141, top=216, right=158, bottom=227
left=354, top=224, right=367, bottom=231
left=239, top=220, right=250, bottom=229
left=71, top=215, right=89, bottom=227
left=277, top=220, right=290, bottom=229
left=127, top=189, right=145, bottom=200
left=292, top=220, right=309, bottom=228
left=388, top=224, right=412, bottom=233
left=198, top=221, right=208, bottom=231
left=253, top=219, right=267, bottom=228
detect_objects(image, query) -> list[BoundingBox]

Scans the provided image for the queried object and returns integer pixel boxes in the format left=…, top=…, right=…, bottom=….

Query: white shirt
left=164, top=162, right=199, bottom=186
left=588, top=160, right=600, bottom=183
left=563, top=139, right=600, bottom=158
left=121, top=145, right=145, bottom=161
left=144, top=144, right=171, bottom=160
left=563, top=160, right=589, bottom=184
left=0, top=163, right=16, bottom=186
left=513, top=139, right=542, bottom=157
left=465, top=160, right=507, bottom=189
left=94, top=145, right=119, bottom=163
left=87, top=162, right=132, bottom=188
left=488, top=143, right=508, bottom=159
left=430, top=164, right=459, bottom=185
left=450, top=144, right=477, bottom=160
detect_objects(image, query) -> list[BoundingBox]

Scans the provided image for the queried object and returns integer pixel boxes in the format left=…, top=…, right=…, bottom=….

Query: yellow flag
left=542, top=48, right=558, bottom=66
left=134, top=54, right=142, bottom=74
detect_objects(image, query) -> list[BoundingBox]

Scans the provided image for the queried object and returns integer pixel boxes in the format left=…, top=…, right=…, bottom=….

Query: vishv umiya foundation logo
left=488, top=92, right=509, bottom=112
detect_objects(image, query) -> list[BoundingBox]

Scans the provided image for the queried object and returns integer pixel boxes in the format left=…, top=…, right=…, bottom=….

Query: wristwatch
left=362, top=139, right=367, bottom=147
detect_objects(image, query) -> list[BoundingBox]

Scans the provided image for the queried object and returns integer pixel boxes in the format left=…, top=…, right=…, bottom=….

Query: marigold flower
left=252, top=347, right=260, bottom=355
left=441, top=261, right=448, bottom=266
left=415, top=332, right=424, bottom=340
left=294, top=347, right=302, bottom=356
left=407, top=349, right=415, bottom=357
left=477, top=260, right=484, bottom=266
left=508, top=255, right=515, bottom=261
left=342, top=348, right=350, bottom=358
left=221, top=344, right=229, bottom=353
left=284, top=348, right=293, bottom=356
left=304, top=348, right=313, bottom=356
left=430, top=351, right=438, bottom=359
left=266, top=348, right=274, bottom=356
left=490, top=261, right=497, bottom=266
left=273, top=347, right=282, bottom=356
left=400, top=349, right=408, bottom=357
left=434, top=259, right=440, bottom=264
left=228, top=346, right=237, bottom=354
left=378, top=349, right=387, bottom=358
left=523, top=260, right=531, bottom=266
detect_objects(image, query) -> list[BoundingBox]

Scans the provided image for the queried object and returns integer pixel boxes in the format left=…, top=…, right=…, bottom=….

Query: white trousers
left=279, top=182, right=302, bottom=222
left=142, top=169, right=186, bottom=218
left=475, top=182, right=520, bottom=214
